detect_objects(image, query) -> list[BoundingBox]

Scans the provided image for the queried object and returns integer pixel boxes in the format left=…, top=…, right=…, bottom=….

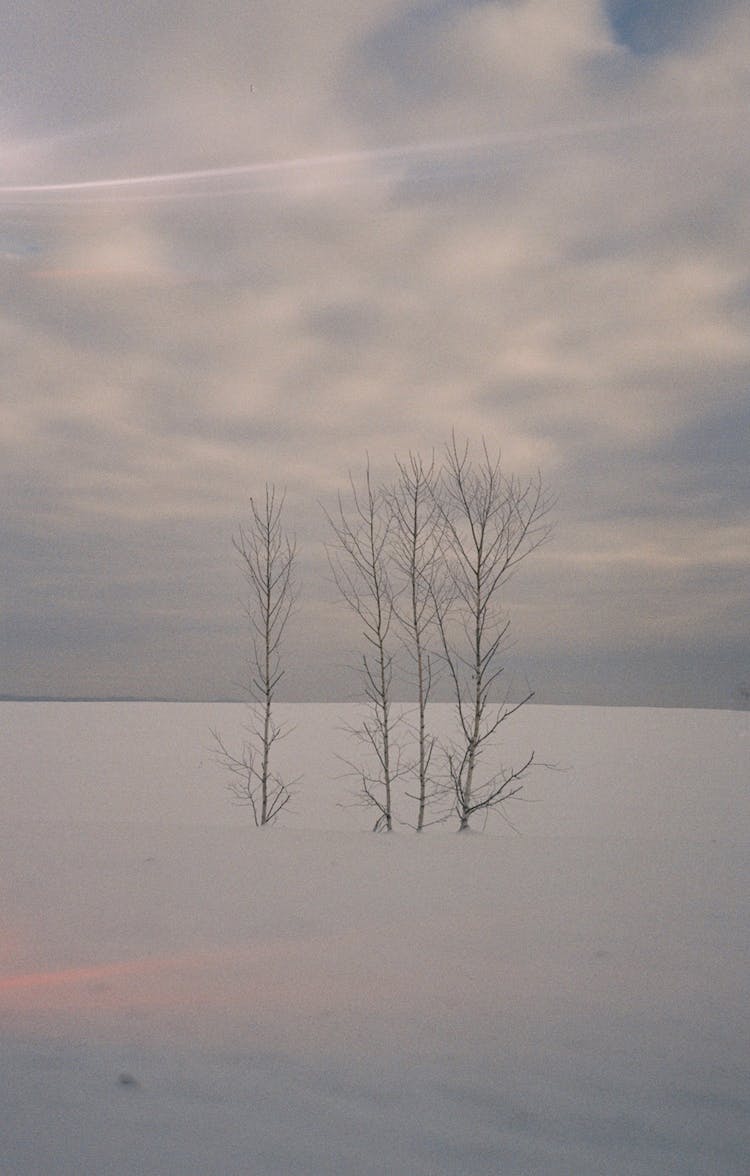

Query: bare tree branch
left=323, top=461, right=401, bottom=831
left=431, top=433, right=553, bottom=830
left=383, top=451, right=446, bottom=830
left=213, top=484, right=298, bottom=826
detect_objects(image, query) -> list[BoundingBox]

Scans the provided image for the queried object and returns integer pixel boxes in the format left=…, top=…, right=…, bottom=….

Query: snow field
left=1, top=703, right=748, bottom=1174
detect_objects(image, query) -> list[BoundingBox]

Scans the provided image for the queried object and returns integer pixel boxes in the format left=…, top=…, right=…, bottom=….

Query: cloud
left=606, top=0, right=742, bottom=56
left=1, top=0, right=749, bottom=704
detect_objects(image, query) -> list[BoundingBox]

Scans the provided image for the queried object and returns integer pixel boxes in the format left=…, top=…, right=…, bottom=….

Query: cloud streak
left=3, top=103, right=741, bottom=200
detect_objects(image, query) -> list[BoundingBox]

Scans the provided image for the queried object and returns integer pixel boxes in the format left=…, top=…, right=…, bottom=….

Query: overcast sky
left=2, top=0, right=748, bottom=706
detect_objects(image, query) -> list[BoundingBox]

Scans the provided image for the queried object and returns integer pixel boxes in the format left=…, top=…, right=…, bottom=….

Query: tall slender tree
left=324, top=462, right=399, bottom=831
left=213, top=485, right=297, bottom=826
left=433, top=435, right=553, bottom=831
left=385, top=452, right=444, bottom=830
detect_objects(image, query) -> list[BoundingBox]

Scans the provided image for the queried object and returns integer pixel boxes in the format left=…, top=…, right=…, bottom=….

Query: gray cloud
left=1, top=1, right=748, bottom=705
left=606, top=0, right=741, bottom=55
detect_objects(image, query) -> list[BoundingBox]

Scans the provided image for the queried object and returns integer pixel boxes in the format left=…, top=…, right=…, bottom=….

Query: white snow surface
left=1, top=702, right=748, bottom=1175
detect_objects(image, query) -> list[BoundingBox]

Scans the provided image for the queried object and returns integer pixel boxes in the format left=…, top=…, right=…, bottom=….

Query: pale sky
left=2, top=0, right=748, bottom=706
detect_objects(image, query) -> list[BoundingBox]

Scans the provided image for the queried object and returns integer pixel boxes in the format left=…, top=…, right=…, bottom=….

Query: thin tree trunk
left=212, top=484, right=297, bottom=826
left=324, top=462, right=397, bottom=831
left=433, top=434, right=553, bottom=830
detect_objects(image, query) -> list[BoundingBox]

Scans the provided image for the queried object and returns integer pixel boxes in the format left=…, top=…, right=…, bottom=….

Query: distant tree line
left=213, top=434, right=553, bottom=832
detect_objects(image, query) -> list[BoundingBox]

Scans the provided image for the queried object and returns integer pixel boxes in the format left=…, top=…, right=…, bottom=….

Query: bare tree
left=324, top=462, right=400, bottom=831
left=385, top=452, right=445, bottom=830
left=212, top=485, right=297, bottom=826
left=433, top=435, right=553, bottom=831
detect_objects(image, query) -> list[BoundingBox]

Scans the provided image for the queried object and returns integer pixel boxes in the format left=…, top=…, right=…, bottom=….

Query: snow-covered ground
left=1, top=703, right=748, bottom=1175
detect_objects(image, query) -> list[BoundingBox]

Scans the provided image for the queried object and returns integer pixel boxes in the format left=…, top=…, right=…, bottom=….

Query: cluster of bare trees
left=214, top=435, right=553, bottom=831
